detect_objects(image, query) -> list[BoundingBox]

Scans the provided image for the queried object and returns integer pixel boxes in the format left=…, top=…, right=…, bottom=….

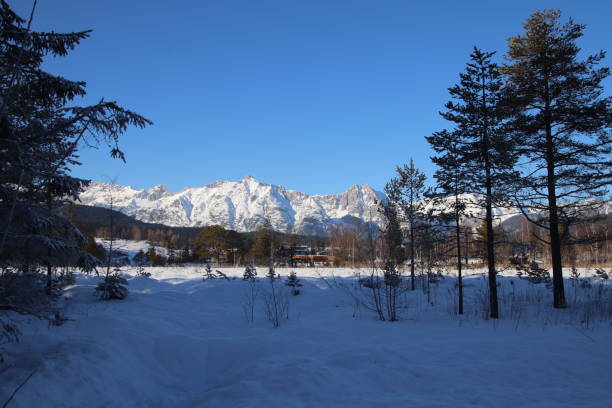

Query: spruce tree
left=503, top=9, right=611, bottom=308
left=0, top=1, right=152, bottom=274
left=385, top=159, right=427, bottom=291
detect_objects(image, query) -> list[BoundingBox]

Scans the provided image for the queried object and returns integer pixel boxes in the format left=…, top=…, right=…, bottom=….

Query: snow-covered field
left=1, top=267, right=611, bottom=407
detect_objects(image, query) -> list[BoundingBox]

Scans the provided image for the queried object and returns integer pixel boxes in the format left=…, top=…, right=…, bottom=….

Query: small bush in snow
left=136, top=268, right=152, bottom=278
left=351, top=262, right=407, bottom=322
left=515, top=261, right=550, bottom=284
left=241, top=278, right=260, bottom=323
left=203, top=264, right=215, bottom=280
left=263, top=271, right=289, bottom=328
left=266, top=267, right=278, bottom=281
left=243, top=265, right=257, bottom=281
left=263, top=288, right=289, bottom=328
left=594, top=268, right=609, bottom=280
left=285, top=271, right=303, bottom=296
left=95, top=271, right=129, bottom=300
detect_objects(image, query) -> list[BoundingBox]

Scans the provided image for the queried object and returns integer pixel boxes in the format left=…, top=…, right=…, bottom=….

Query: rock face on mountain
left=78, top=176, right=387, bottom=235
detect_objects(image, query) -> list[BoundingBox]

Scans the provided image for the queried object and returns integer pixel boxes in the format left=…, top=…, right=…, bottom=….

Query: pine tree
left=385, top=158, right=427, bottom=291
left=437, top=47, right=516, bottom=318
left=503, top=9, right=611, bottom=308
left=425, top=129, right=472, bottom=314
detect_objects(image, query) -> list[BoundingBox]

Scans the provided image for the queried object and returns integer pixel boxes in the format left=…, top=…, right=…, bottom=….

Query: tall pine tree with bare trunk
left=438, top=48, right=517, bottom=319
left=503, top=9, right=611, bottom=309
left=426, top=130, right=471, bottom=315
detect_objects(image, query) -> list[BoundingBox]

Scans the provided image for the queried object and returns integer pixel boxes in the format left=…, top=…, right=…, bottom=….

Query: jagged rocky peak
left=143, top=184, right=170, bottom=200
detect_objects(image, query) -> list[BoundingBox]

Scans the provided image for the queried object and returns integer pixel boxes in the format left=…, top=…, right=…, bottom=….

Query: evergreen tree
left=437, top=47, right=516, bottom=318
left=266, top=266, right=277, bottom=281
left=503, top=9, right=611, bottom=308
left=285, top=271, right=302, bottom=296
left=0, top=2, right=151, bottom=274
left=425, top=129, right=472, bottom=314
left=243, top=265, right=257, bottom=281
left=249, top=219, right=275, bottom=266
left=385, top=158, right=427, bottom=291
left=192, top=225, right=229, bottom=265
left=82, top=235, right=106, bottom=262
left=474, top=220, right=489, bottom=263
left=378, top=198, right=405, bottom=267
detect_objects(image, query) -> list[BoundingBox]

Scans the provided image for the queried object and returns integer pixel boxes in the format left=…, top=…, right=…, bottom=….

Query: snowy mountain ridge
left=78, top=176, right=608, bottom=235
left=78, top=176, right=387, bottom=235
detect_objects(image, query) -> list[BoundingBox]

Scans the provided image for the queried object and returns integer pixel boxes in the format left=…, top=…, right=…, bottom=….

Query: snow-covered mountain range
left=78, top=176, right=608, bottom=235
left=78, top=176, right=387, bottom=235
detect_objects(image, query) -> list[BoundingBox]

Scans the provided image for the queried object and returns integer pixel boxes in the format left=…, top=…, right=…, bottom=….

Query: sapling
left=241, top=265, right=259, bottom=323
left=95, top=267, right=128, bottom=300
left=285, top=271, right=303, bottom=296
left=263, top=266, right=288, bottom=327
left=243, top=265, right=257, bottom=281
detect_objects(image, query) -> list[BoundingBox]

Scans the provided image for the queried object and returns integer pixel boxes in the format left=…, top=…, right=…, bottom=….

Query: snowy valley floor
left=1, top=267, right=611, bottom=408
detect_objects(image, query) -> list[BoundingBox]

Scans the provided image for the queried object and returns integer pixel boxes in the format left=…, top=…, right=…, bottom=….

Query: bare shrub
left=349, top=262, right=410, bottom=321
left=241, top=278, right=260, bottom=323
left=263, top=276, right=289, bottom=328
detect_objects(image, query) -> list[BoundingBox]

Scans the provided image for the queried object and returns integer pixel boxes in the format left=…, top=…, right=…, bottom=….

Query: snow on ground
left=1, top=267, right=611, bottom=407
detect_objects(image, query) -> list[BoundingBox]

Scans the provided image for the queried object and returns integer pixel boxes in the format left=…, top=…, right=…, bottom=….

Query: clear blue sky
left=11, top=0, right=612, bottom=195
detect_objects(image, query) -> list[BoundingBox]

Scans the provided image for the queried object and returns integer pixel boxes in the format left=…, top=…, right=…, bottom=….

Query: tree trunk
left=455, top=209, right=463, bottom=315
left=485, top=187, right=498, bottom=318
left=482, top=76, right=498, bottom=319
left=409, top=220, right=415, bottom=291
left=544, top=108, right=566, bottom=308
